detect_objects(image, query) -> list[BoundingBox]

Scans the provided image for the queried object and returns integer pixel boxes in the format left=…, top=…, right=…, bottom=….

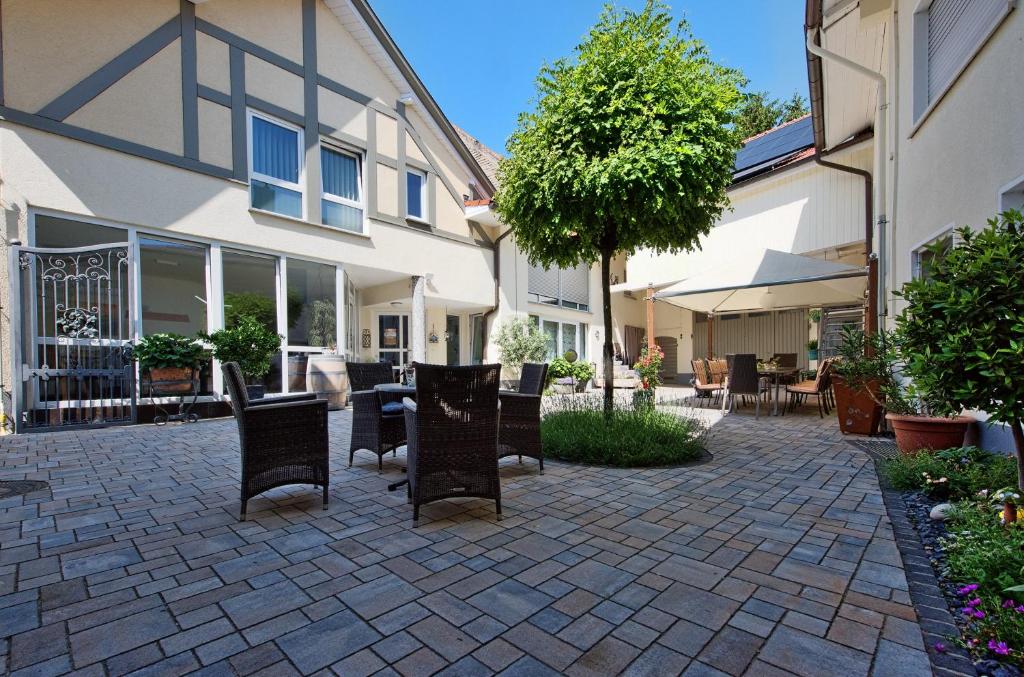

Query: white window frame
left=247, top=109, right=305, bottom=219
left=529, top=315, right=588, bottom=362
left=911, top=0, right=1014, bottom=133
left=406, top=167, right=428, bottom=222
left=527, top=264, right=591, bottom=313
left=910, top=223, right=956, bottom=280
left=320, top=141, right=367, bottom=234
left=375, top=311, right=411, bottom=368
left=999, top=172, right=1024, bottom=212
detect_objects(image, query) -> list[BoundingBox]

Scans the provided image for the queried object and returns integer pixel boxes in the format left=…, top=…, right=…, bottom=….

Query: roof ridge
left=741, top=113, right=812, bottom=144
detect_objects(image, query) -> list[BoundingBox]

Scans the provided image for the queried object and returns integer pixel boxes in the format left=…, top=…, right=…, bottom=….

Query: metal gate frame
left=9, top=242, right=137, bottom=433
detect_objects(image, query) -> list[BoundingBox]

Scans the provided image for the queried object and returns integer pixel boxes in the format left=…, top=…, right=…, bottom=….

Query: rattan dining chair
left=402, top=363, right=502, bottom=526
left=499, top=362, right=548, bottom=473
left=346, top=361, right=406, bottom=472
left=784, top=358, right=834, bottom=418
left=721, top=354, right=770, bottom=418
left=690, top=359, right=722, bottom=407
left=222, top=362, right=329, bottom=520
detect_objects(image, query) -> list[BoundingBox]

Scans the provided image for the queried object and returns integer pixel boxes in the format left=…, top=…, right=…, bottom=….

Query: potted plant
left=493, top=317, right=548, bottom=389
left=303, top=300, right=348, bottom=410
left=134, top=333, right=208, bottom=394
left=632, top=345, right=664, bottom=410
left=806, top=339, right=818, bottom=362
left=888, top=212, right=1024, bottom=470
left=830, top=326, right=888, bottom=436
left=200, top=316, right=282, bottom=400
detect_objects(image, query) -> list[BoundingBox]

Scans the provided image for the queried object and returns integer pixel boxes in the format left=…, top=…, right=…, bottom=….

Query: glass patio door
left=378, top=314, right=409, bottom=368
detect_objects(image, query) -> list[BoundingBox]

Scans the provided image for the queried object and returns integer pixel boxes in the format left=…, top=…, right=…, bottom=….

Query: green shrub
left=541, top=399, right=705, bottom=467
left=493, top=318, right=548, bottom=379
left=881, top=447, right=1018, bottom=500
left=548, top=357, right=595, bottom=383
left=134, top=333, right=207, bottom=371
left=200, top=316, right=282, bottom=380
left=942, top=502, right=1024, bottom=664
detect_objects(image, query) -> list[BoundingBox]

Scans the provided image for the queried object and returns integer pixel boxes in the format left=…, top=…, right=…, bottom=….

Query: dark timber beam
left=38, top=17, right=181, bottom=121
left=181, top=0, right=199, bottom=160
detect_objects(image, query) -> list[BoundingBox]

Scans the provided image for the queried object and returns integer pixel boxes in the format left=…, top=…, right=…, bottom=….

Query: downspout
left=482, top=225, right=513, bottom=358
left=805, top=2, right=887, bottom=335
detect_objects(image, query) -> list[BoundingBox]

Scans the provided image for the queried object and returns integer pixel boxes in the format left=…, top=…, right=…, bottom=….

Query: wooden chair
left=222, top=362, right=329, bottom=520
left=708, top=358, right=728, bottom=386
left=403, top=364, right=502, bottom=526
left=346, top=361, right=406, bottom=472
left=721, top=354, right=770, bottom=418
left=784, top=358, right=834, bottom=418
left=499, top=362, right=548, bottom=473
left=690, top=359, right=722, bottom=407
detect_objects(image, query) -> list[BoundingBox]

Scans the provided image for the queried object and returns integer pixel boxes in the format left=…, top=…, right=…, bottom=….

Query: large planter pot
left=807, top=349, right=818, bottom=362
left=886, top=413, right=974, bottom=455
left=306, top=355, right=349, bottom=411
left=245, top=384, right=265, bottom=401
left=148, top=366, right=195, bottom=394
left=832, top=376, right=883, bottom=435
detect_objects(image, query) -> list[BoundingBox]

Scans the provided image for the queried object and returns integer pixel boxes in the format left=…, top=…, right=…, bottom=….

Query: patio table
left=377, top=383, right=415, bottom=492
left=758, top=366, right=802, bottom=416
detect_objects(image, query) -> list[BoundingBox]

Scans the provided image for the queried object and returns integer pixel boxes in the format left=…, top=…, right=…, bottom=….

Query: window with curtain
left=321, top=146, right=364, bottom=232
left=407, top=169, right=426, bottom=220
left=527, top=263, right=590, bottom=311
left=249, top=112, right=302, bottom=219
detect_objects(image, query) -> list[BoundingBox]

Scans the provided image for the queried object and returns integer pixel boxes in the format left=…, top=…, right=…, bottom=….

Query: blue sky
left=371, top=1, right=810, bottom=153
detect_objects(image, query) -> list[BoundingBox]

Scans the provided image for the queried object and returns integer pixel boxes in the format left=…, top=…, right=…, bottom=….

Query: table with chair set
left=220, top=358, right=549, bottom=526
left=690, top=353, right=833, bottom=418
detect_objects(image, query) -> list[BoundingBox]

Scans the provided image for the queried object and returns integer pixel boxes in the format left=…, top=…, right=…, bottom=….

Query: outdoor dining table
left=376, top=383, right=416, bottom=492
left=757, top=366, right=802, bottom=416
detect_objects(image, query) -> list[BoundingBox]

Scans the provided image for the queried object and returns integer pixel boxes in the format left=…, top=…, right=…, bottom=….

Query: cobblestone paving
left=0, top=406, right=933, bottom=676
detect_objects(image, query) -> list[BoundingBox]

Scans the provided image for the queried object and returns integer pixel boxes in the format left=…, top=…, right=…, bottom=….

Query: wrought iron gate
left=10, top=243, right=136, bottom=432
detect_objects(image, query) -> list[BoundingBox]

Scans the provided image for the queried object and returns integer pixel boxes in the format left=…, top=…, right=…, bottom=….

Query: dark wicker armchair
left=346, top=361, right=405, bottom=472
left=722, top=353, right=770, bottom=419
left=498, top=362, right=548, bottom=473
left=222, top=362, right=329, bottom=520
left=403, top=363, right=502, bottom=526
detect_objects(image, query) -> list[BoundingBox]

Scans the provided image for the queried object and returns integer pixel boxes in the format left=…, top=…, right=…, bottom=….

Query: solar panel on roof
left=733, top=116, right=814, bottom=174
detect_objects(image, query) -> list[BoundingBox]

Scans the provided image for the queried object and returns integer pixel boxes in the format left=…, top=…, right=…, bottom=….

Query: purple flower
left=958, top=584, right=979, bottom=596
left=1016, top=605, right=1024, bottom=614
left=934, top=642, right=947, bottom=653
left=973, top=610, right=986, bottom=620
left=1003, top=599, right=1016, bottom=609
left=988, top=640, right=1010, bottom=656
left=967, top=598, right=982, bottom=607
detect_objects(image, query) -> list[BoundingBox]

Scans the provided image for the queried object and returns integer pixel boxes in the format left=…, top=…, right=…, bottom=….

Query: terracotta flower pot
left=885, top=413, right=974, bottom=455
left=832, top=376, right=884, bottom=435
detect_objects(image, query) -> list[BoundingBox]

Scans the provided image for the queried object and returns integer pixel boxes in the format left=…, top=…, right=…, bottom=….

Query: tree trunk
left=601, top=247, right=615, bottom=418
left=1012, top=419, right=1024, bottom=491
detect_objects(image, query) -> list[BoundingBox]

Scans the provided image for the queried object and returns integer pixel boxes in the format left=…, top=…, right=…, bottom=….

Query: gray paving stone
left=276, top=609, right=381, bottom=673
left=759, top=625, right=872, bottom=677
left=69, top=608, right=178, bottom=667
left=219, top=579, right=310, bottom=628
left=339, top=573, right=422, bottom=620
left=466, top=579, right=553, bottom=627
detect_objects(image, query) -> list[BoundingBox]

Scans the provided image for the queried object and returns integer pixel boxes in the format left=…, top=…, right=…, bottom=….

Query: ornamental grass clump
left=881, top=447, right=1018, bottom=500
left=540, top=396, right=705, bottom=467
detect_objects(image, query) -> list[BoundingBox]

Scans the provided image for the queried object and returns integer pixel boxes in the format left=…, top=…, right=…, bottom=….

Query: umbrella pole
left=707, top=313, right=714, bottom=359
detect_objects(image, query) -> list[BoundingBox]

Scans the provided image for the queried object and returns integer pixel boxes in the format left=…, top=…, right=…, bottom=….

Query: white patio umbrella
left=653, top=248, right=867, bottom=313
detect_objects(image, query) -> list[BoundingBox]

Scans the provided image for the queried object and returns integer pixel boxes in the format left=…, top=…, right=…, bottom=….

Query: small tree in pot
left=493, top=317, right=548, bottom=387
left=200, top=316, right=282, bottom=400
left=830, top=326, right=890, bottom=436
left=134, top=333, right=208, bottom=393
left=894, top=210, right=1024, bottom=485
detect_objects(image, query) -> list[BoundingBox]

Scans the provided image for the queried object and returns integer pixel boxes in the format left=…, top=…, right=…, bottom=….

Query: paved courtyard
left=0, top=404, right=933, bottom=676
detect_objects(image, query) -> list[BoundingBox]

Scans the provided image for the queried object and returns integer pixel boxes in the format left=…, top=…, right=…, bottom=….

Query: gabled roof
left=454, top=126, right=502, bottom=189
left=324, top=0, right=496, bottom=196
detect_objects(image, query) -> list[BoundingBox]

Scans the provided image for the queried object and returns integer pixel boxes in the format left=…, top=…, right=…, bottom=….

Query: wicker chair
left=784, top=358, right=834, bottom=417
left=403, top=363, right=502, bottom=526
left=499, top=362, right=548, bottom=473
left=222, top=362, right=329, bottom=520
left=346, top=361, right=405, bottom=472
left=690, top=359, right=722, bottom=407
left=721, top=354, right=770, bottom=418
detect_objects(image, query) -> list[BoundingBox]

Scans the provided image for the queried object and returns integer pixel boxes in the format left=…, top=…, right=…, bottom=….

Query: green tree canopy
left=735, top=90, right=809, bottom=140
left=494, top=0, right=744, bottom=411
left=896, top=210, right=1024, bottom=488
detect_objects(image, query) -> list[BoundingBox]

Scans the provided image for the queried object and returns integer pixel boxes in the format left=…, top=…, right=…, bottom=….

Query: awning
left=654, top=249, right=867, bottom=314
left=609, top=278, right=683, bottom=296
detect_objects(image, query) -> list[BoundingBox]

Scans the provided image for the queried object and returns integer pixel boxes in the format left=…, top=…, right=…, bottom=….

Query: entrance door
left=11, top=243, right=136, bottom=432
left=378, top=313, right=410, bottom=367
left=446, top=315, right=460, bottom=365
left=656, top=336, right=678, bottom=382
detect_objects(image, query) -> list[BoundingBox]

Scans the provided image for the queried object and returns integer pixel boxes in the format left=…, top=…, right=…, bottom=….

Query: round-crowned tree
left=494, top=1, right=744, bottom=414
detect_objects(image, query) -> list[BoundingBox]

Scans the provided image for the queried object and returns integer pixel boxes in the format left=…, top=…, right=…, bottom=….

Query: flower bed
left=883, top=448, right=1023, bottom=675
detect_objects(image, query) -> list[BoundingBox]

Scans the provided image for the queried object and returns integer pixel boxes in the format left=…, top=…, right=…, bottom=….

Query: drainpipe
left=482, top=226, right=514, bottom=360
left=805, top=9, right=888, bottom=336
